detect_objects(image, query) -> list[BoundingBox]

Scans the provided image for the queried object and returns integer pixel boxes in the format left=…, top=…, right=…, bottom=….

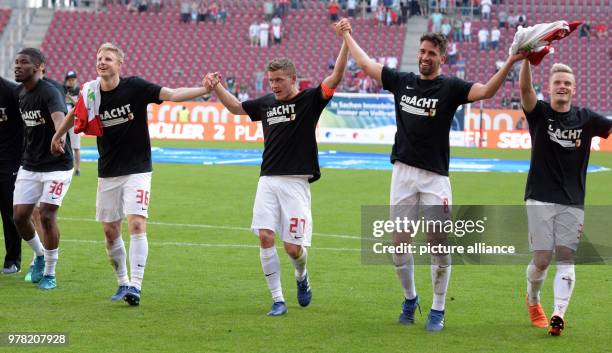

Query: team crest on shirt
left=547, top=121, right=582, bottom=149
left=266, top=104, right=296, bottom=125
left=100, top=104, right=134, bottom=127
left=400, top=95, right=439, bottom=117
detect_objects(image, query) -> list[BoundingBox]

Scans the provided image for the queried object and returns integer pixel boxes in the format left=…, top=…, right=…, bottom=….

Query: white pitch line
left=58, top=217, right=362, bottom=240
left=56, top=238, right=360, bottom=252
left=207, top=158, right=262, bottom=165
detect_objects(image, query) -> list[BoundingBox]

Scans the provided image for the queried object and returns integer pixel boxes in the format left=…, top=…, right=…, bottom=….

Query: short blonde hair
left=97, top=42, right=125, bottom=63
left=266, top=58, right=297, bottom=77
left=550, top=63, right=574, bottom=76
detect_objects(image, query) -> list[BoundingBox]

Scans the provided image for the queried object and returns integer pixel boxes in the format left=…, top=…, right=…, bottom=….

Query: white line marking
left=58, top=217, right=362, bottom=240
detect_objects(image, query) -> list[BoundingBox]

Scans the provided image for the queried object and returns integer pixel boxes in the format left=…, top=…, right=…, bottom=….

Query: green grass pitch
left=1, top=139, right=610, bottom=352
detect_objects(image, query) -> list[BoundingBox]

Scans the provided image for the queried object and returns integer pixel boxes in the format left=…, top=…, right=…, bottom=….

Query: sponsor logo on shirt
left=399, top=95, right=439, bottom=117
left=0, top=107, right=8, bottom=122
left=20, top=109, right=45, bottom=127
left=265, top=104, right=296, bottom=125
left=547, top=122, right=582, bottom=149
left=101, top=104, right=134, bottom=127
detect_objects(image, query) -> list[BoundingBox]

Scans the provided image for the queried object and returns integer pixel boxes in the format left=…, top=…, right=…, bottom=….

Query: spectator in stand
left=151, top=0, right=161, bottom=13
left=238, top=85, right=250, bottom=102
left=279, top=0, right=289, bottom=17
left=259, top=20, right=270, bottom=47
left=376, top=4, right=385, bottom=27
left=595, top=23, right=608, bottom=39
left=463, top=18, right=472, bottom=42
left=431, top=9, right=443, bottom=32
left=441, top=19, right=452, bottom=39
left=180, top=1, right=190, bottom=23
left=271, top=15, right=282, bottom=45
left=249, top=21, right=260, bottom=47
left=579, top=22, right=591, bottom=39
left=507, top=9, right=518, bottom=29
left=478, top=27, right=490, bottom=51
left=263, top=0, right=274, bottom=21
left=127, top=1, right=137, bottom=13
left=370, top=0, right=378, bottom=14
left=439, top=0, right=448, bottom=14
left=386, top=56, right=398, bottom=69
left=491, top=26, right=500, bottom=50
left=481, top=0, right=492, bottom=20
left=510, top=93, right=520, bottom=110
left=198, top=2, right=208, bottom=23
left=517, top=13, right=527, bottom=28
left=137, top=0, right=148, bottom=13
left=328, top=0, right=340, bottom=22
left=218, top=6, right=227, bottom=23
left=452, top=15, right=463, bottom=42
left=501, top=95, right=510, bottom=108
left=225, top=73, right=237, bottom=96
left=447, top=39, right=458, bottom=67
left=328, top=57, right=336, bottom=70
left=208, top=2, right=219, bottom=23
left=419, top=0, right=427, bottom=16
left=254, top=71, right=264, bottom=93
left=190, top=1, right=198, bottom=23
left=347, top=0, right=356, bottom=17
left=497, top=8, right=508, bottom=29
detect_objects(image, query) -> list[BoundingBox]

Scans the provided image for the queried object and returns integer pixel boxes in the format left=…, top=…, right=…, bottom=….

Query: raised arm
left=209, top=73, right=247, bottom=115
left=159, top=85, right=211, bottom=102
left=518, top=59, right=537, bottom=113
left=467, top=51, right=527, bottom=102
left=338, top=19, right=383, bottom=83
left=321, top=41, right=349, bottom=99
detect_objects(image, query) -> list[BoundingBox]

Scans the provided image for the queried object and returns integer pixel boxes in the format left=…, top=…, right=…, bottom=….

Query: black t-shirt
left=381, top=66, right=473, bottom=176
left=0, top=77, right=23, bottom=175
left=241, top=85, right=331, bottom=183
left=97, top=77, right=162, bottom=178
left=44, top=77, right=65, bottom=96
left=524, top=100, right=612, bottom=205
left=19, top=79, right=72, bottom=172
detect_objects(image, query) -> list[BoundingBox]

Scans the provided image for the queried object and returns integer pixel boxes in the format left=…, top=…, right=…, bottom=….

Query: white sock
left=392, top=253, right=416, bottom=300
left=431, top=254, right=452, bottom=311
left=260, top=247, right=284, bottom=303
left=106, top=237, right=129, bottom=286
left=43, top=248, right=58, bottom=276
left=30, top=251, right=36, bottom=266
left=27, top=233, right=45, bottom=257
left=526, top=261, right=548, bottom=305
left=552, top=264, right=575, bottom=318
left=289, top=246, right=308, bottom=281
left=129, top=233, right=148, bottom=291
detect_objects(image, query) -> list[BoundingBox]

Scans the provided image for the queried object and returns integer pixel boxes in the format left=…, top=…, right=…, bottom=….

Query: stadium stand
left=40, top=1, right=405, bottom=99
left=0, top=8, right=11, bottom=35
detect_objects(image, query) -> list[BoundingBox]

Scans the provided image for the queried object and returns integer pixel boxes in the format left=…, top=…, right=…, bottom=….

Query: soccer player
left=206, top=41, right=348, bottom=316
left=51, top=43, right=213, bottom=306
left=0, top=75, right=23, bottom=274
left=519, top=61, right=612, bottom=335
left=337, top=19, right=526, bottom=331
left=13, top=48, right=73, bottom=290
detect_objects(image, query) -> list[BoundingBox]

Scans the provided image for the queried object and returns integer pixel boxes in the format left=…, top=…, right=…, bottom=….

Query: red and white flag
left=74, top=78, right=103, bottom=136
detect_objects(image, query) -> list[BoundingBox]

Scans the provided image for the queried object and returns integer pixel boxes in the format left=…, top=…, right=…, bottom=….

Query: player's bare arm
left=519, top=59, right=537, bottom=113
left=320, top=40, right=349, bottom=99
left=210, top=72, right=248, bottom=115
left=467, top=51, right=528, bottom=102
left=51, top=108, right=75, bottom=156
left=159, top=83, right=212, bottom=102
left=339, top=19, right=383, bottom=83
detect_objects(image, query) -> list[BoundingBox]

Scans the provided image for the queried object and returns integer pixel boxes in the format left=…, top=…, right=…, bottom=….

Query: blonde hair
left=97, top=42, right=125, bottom=63
left=550, top=63, right=574, bottom=76
left=266, top=58, right=297, bottom=77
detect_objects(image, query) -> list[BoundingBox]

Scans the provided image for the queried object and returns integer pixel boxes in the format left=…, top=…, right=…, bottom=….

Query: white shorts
left=96, top=172, right=152, bottom=223
left=526, top=199, right=584, bottom=252
left=390, top=162, right=452, bottom=223
left=68, top=127, right=81, bottom=149
left=13, top=167, right=73, bottom=206
left=251, top=176, right=312, bottom=247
